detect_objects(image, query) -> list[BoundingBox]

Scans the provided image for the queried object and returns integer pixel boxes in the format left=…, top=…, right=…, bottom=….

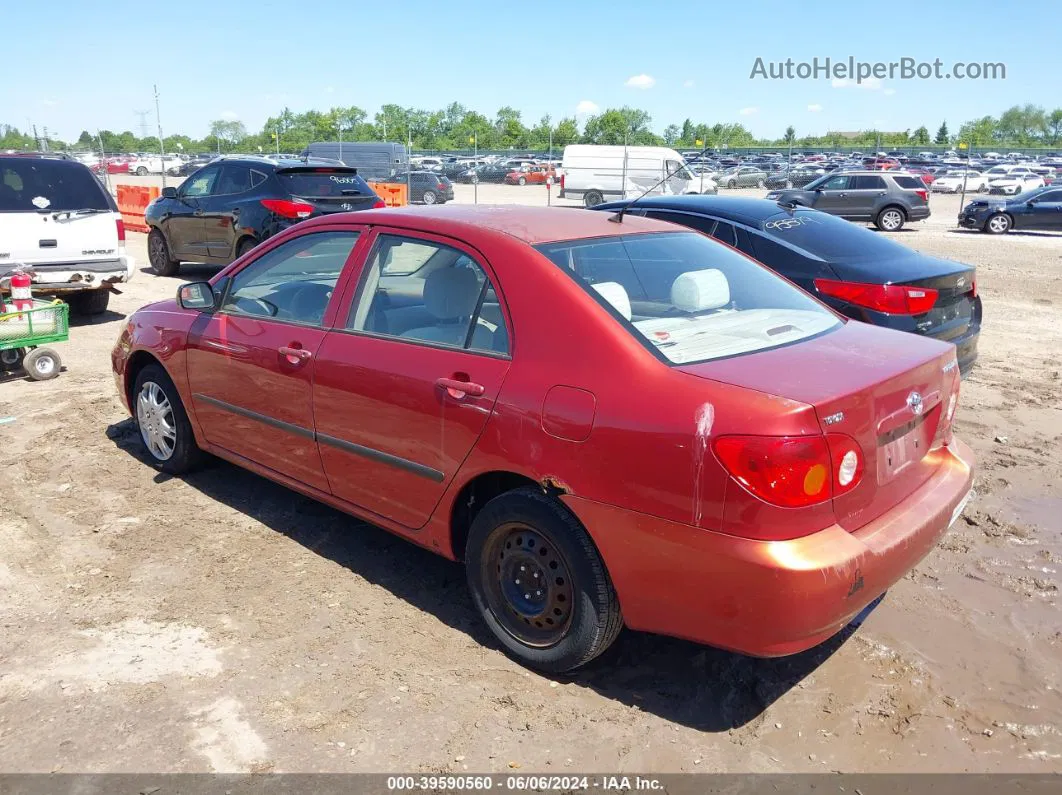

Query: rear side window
left=0, top=160, right=111, bottom=213
left=536, top=232, right=839, bottom=365
left=851, top=175, right=887, bottom=189
left=891, top=175, right=923, bottom=189
left=711, top=221, right=737, bottom=247
left=277, top=170, right=371, bottom=198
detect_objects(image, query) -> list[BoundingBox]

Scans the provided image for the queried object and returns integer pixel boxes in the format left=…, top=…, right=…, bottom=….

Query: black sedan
left=959, top=185, right=1062, bottom=234
left=456, top=163, right=512, bottom=184
left=591, top=195, right=981, bottom=375
left=175, top=154, right=216, bottom=176
left=145, top=157, right=380, bottom=276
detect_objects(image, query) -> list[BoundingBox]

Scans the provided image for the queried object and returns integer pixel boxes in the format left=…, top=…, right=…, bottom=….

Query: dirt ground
left=0, top=185, right=1059, bottom=774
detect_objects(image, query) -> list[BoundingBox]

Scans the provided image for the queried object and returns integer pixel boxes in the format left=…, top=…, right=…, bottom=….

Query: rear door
left=195, top=163, right=263, bottom=259
left=845, top=174, right=888, bottom=219
left=312, top=229, right=512, bottom=529
left=0, top=158, right=118, bottom=267
left=274, top=166, right=379, bottom=216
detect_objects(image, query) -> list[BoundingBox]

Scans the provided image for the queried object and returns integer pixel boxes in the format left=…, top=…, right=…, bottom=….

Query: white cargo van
left=559, top=145, right=713, bottom=208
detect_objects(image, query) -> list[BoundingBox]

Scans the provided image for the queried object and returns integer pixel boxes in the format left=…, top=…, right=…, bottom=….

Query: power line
left=134, top=109, right=151, bottom=140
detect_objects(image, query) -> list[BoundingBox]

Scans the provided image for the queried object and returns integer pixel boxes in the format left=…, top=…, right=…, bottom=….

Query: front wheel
left=583, top=191, right=604, bottom=208
left=984, top=213, right=1011, bottom=234
left=756, top=178, right=765, bottom=188
left=136, top=166, right=148, bottom=176
left=875, top=206, right=906, bottom=232
left=727, top=179, right=736, bottom=189
left=465, top=487, right=623, bottom=673
left=24, top=347, right=61, bottom=381
left=133, top=364, right=204, bottom=474
left=517, top=176, right=527, bottom=186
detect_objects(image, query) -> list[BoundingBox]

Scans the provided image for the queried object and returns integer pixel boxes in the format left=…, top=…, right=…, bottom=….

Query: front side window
left=536, top=232, right=839, bottom=365
left=182, top=166, right=220, bottom=198
left=346, top=234, right=509, bottom=355
left=820, top=175, right=848, bottom=190
left=221, top=231, right=359, bottom=326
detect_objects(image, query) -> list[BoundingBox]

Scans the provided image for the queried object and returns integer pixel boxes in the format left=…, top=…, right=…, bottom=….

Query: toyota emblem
left=906, top=391, right=924, bottom=416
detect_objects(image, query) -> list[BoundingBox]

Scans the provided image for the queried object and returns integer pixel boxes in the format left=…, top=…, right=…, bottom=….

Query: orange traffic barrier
left=367, top=181, right=408, bottom=207
left=116, top=184, right=160, bottom=233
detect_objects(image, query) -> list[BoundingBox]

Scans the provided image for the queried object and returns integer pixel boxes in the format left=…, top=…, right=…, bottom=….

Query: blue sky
left=4, top=0, right=1058, bottom=141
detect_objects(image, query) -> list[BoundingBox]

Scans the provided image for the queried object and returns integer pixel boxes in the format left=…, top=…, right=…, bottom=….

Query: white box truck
left=559, top=145, right=714, bottom=207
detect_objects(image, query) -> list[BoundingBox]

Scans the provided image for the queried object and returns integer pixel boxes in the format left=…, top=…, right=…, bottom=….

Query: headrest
left=591, top=281, right=632, bottom=321
left=671, top=269, right=730, bottom=312
left=424, top=267, right=481, bottom=319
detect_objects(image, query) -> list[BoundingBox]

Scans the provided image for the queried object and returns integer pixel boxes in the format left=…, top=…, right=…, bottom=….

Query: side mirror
left=177, top=281, right=215, bottom=311
left=1027, top=199, right=1037, bottom=205
left=161, top=186, right=178, bottom=199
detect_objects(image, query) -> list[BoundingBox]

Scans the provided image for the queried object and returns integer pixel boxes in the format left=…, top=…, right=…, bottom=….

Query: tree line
left=4, top=102, right=1062, bottom=155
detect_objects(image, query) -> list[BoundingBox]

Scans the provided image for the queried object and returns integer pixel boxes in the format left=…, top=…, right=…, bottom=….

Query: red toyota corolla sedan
left=112, top=205, right=974, bottom=672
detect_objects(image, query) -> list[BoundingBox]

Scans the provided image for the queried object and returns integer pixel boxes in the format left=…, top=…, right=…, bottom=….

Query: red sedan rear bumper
left=563, top=439, right=974, bottom=657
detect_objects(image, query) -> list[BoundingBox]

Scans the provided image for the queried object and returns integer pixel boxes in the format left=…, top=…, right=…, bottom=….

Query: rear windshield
left=535, top=232, right=839, bottom=365
left=760, top=209, right=909, bottom=262
left=277, top=170, right=370, bottom=198
left=892, top=175, right=924, bottom=189
left=0, top=159, right=111, bottom=213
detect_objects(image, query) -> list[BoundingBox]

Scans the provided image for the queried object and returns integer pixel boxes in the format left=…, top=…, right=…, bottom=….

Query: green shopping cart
left=0, top=299, right=69, bottom=381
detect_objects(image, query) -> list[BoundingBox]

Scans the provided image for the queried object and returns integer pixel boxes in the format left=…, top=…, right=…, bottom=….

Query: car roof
left=594, top=195, right=807, bottom=226
left=300, top=204, right=674, bottom=244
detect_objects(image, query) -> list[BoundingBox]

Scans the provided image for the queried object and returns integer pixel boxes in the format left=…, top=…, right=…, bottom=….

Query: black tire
left=984, top=213, right=1011, bottom=234
left=136, top=166, right=148, bottom=176
left=517, top=176, right=527, bottom=186
left=422, top=190, right=438, bottom=205
left=235, top=237, right=258, bottom=260
left=875, top=206, right=906, bottom=232
left=24, top=347, right=61, bottom=381
left=465, top=487, right=623, bottom=673
left=132, top=363, right=204, bottom=475
left=583, top=190, right=604, bottom=208
left=0, top=347, right=26, bottom=372
left=756, top=178, right=765, bottom=188
left=148, top=229, right=180, bottom=276
left=69, top=289, right=110, bottom=316
left=727, top=179, right=736, bottom=189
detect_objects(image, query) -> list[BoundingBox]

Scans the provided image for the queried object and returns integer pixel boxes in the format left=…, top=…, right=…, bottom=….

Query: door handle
left=194, top=209, right=204, bottom=216
left=278, top=346, right=312, bottom=363
left=838, top=193, right=847, bottom=197
left=436, top=377, right=485, bottom=398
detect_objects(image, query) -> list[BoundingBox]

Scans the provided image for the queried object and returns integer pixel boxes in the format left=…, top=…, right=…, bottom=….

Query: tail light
left=372, top=199, right=386, bottom=209
left=116, top=218, right=126, bottom=243
left=560, top=173, right=565, bottom=190
left=713, top=435, right=832, bottom=508
left=814, top=278, right=938, bottom=315
left=437, top=183, right=446, bottom=191
left=261, top=199, right=313, bottom=219
left=915, top=188, right=929, bottom=201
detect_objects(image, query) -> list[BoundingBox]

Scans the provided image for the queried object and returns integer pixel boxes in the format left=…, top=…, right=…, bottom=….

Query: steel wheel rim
left=989, top=215, right=1008, bottom=232
left=882, top=210, right=902, bottom=230
left=481, top=523, right=574, bottom=648
left=32, top=354, right=55, bottom=376
left=136, top=381, right=177, bottom=461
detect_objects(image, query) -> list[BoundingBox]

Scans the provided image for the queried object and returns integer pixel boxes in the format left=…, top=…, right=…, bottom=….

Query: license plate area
left=877, top=414, right=930, bottom=484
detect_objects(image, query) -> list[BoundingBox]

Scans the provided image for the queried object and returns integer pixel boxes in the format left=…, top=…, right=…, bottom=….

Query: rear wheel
left=756, top=178, right=765, bottom=188
left=875, top=206, right=906, bottom=232
left=583, top=190, right=604, bottom=208
left=69, top=289, right=110, bottom=316
left=727, top=179, right=736, bottom=189
left=24, top=347, right=61, bottom=381
left=133, top=364, right=203, bottom=474
left=517, top=176, right=527, bottom=186
left=422, top=190, right=438, bottom=205
left=235, top=237, right=257, bottom=260
left=985, top=213, right=1011, bottom=234
left=148, top=229, right=180, bottom=276
left=465, top=487, right=623, bottom=673
left=0, top=348, right=26, bottom=372
left=136, top=166, right=148, bottom=176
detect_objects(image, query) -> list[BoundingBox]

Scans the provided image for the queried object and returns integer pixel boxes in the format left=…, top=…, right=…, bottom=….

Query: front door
left=313, top=230, right=512, bottom=529
left=811, top=175, right=851, bottom=213
left=186, top=229, right=363, bottom=491
left=166, top=165, right=220, bottom=259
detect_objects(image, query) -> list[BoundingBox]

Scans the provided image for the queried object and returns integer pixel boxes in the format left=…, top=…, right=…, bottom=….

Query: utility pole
left=472, top=131, right=478, bottom=205
left=41, top=126, right=50, bottom=152
left=153, top=85, right=167, bottom=189
left=32, top=124, right=41, bottom=151
left=96, top=131, right=111, bottom=194
left=134, top=109, right=151, bottom=141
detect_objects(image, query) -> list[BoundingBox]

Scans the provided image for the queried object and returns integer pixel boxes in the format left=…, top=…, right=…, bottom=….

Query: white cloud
left=807, top=103, right=823, bottom=112
left=683, top=79, right=695, bottom=88
left=40, top=98, right=58, bottom=107
left=832, top=76, right=883, bottom=90
left=220, top=110, right=239, bottom=121
left=575, top=100, right=600, bottom=115
left=739, top=107, right=758, bottom=116
left=884, top=88, right=896, bottom=96
left=625, top=73, right=656, bottom=89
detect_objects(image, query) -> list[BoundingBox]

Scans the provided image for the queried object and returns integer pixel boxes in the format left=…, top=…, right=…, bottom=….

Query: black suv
left=766, top=170, right=930, bottom=231
left=145, top=157, right=380, bottom=275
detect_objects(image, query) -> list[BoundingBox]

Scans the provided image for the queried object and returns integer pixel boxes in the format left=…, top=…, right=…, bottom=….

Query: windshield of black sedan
left=535, top=232, right=839, bottom=365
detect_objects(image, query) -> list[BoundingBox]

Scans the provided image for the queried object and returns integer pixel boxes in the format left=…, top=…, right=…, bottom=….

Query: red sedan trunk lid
left=677, top=321, right=959, bottom=532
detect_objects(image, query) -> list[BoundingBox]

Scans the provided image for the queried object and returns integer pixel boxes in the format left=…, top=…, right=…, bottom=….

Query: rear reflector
left=826, top=433, right=864, bottom=496
left=713, top=435, right=832, bottom=508
left=814, top=278, right=938, bottom=315
left=261, top=199, right=314, bottom=219
left=116, top=218, right=126, bottom=242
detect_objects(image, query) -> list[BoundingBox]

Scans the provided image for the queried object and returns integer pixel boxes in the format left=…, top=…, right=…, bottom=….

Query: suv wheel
left=148, top=229, right=180, bottom=276
left=875, top=206, right=906, bottom=232
left=985, top=213, right=1011, bottom=234
left=422, top=190, right=438, bottom=205
left=69, top=289, right=110, bottom=316
left=583, top=191, right=604, bottom=208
